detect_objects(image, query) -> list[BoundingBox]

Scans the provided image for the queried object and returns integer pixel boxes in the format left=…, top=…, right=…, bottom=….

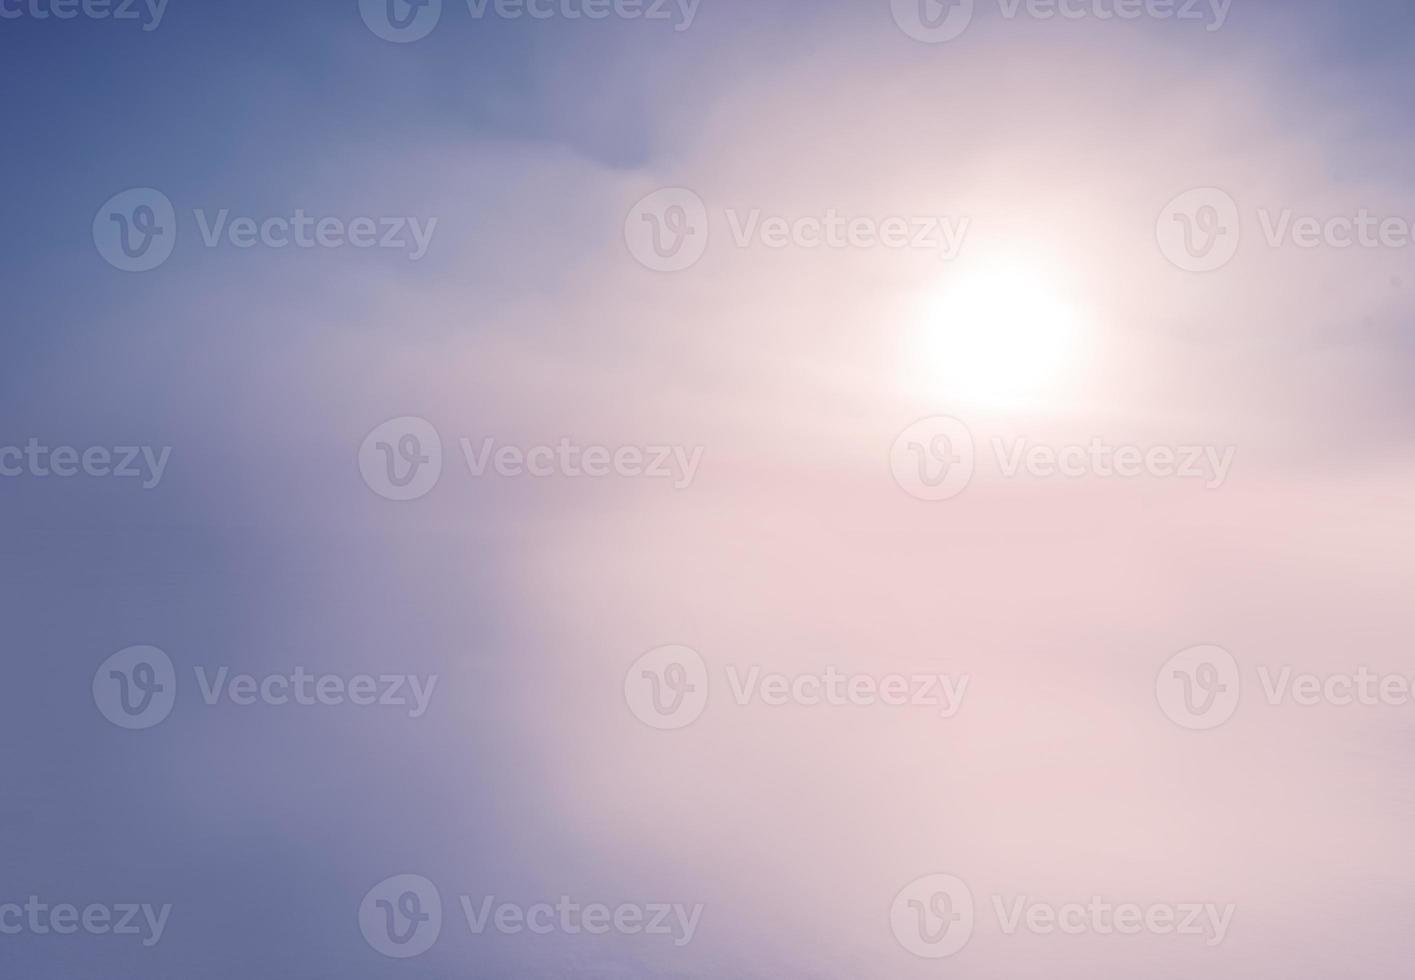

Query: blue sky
left=4, top=1, right=1415, bottom=977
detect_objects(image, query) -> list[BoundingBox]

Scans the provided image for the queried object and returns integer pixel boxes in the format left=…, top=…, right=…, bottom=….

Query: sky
left=2, top=0, right=1415, bottom=977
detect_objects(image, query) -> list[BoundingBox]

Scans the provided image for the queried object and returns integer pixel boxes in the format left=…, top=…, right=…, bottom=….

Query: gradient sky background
left=3, top=0, right=1415, bottom=977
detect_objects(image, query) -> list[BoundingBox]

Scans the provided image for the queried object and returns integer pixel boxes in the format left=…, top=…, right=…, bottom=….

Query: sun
left=903, top=255, right=1087, bottom=413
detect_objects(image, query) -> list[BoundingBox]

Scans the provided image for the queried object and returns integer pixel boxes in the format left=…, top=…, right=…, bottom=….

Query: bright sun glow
left=905, top=257, right=1087, bottom=413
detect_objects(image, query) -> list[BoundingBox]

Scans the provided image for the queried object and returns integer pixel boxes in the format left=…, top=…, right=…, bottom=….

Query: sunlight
left=904, top=255, right=1087, bottom=413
